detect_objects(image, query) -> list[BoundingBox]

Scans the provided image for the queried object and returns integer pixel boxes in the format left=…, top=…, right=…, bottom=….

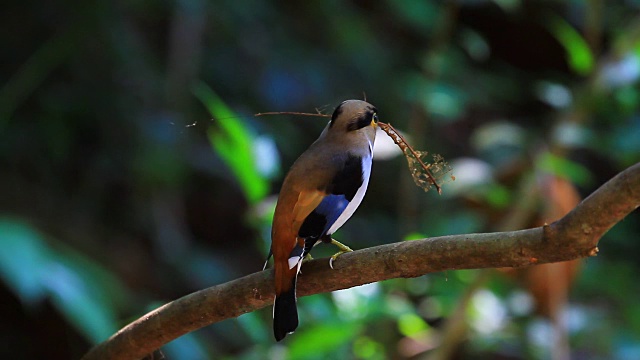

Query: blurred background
left=2, top=0, right=640, bottom=359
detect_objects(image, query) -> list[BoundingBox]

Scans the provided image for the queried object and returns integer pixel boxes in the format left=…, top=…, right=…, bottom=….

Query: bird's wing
left=298, top=154, right=366, bottom=238
left=298, top=194, right=349, bottom=239
left=271, top=188, right=324, bottom=297
left=291, top=190, right=325, bottom=236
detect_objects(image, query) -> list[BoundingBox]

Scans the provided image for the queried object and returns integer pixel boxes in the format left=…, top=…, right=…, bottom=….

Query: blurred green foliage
left=1, top=0, right=640, bottom=359
left=0, top=218, right=126, bottom=344
left=549, top=14, right=595, bottom=76
left=194, top=82, right=270, bottom=204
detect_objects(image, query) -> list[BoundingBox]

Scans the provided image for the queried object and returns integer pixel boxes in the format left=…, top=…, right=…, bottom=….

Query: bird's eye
left=373, top=113, right=379, bottom=123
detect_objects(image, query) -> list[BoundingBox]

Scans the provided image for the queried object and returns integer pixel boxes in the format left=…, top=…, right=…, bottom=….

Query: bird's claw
left=329, top=239, right=353, bottom=269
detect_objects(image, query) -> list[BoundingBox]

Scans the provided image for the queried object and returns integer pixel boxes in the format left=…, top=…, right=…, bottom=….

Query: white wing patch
left=327, top=154, right=372, bottom=235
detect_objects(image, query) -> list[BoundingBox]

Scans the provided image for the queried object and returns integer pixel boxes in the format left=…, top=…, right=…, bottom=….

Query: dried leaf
left=378, top=122, right=453, bottom=194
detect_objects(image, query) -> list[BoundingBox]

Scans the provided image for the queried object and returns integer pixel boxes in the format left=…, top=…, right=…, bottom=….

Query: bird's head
left=325, top=100, right=378, bottom=147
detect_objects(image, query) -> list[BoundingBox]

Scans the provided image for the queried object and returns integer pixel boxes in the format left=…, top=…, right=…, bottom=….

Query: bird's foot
left=303, top=253, right=314, bottom=262
left=329, top=239, right=353, bottom=269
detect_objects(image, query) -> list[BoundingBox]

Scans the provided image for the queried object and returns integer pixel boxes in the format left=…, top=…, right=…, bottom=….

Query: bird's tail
left=273, top=274, right=298, bottom=341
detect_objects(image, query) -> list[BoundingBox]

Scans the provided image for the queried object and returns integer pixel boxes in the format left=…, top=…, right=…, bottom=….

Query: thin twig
left=255, top=111, right=331, bottom=118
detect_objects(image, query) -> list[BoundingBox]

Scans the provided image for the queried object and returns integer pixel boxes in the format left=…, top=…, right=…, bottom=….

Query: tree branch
left=82, top=162, right=640, bottom=360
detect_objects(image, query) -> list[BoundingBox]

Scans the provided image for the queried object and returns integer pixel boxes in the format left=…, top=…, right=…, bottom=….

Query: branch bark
left=82, top=162, right=640, bottom=360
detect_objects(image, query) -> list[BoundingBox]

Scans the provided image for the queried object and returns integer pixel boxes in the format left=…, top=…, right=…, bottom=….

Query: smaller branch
left=254, top=111, right=331, bottom=118
left=378, top=122, right=444, bottom=194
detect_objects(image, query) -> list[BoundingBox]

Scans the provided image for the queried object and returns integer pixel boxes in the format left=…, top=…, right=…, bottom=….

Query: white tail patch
left=288, top=255, right=302, bottom=269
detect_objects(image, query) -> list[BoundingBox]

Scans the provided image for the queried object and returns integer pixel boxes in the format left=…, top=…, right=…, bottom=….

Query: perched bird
left=270, top=99, right=378, bottom=341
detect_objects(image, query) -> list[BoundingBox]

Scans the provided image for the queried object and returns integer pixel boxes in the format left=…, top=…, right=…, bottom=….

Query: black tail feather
left=273, top=277, right=298, bottom=341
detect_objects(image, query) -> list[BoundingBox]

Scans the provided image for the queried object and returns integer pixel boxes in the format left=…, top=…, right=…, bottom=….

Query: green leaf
left=192, top=82, right=268, bottom=204
left=421, top=82, right=466, bottom=121
left=286, top=321, right=361, bottom=359
left=398, top=313, right=430, bottom=338
left=403, top=232, right=427, bottom=241
left=0, top=218, right=124, bottom=344
left=44, top=263, right=118, bottom=343
left=163, top=332, right=210, bottom=360
left=387, top=1, right=438, bottom=33
left=352, top=336, right=386, bottom=360
left=236, top=311, right=269, bottom=344
left=537, top=152, right=594, bottom=186
left=0, top=218, right=51, bottom=304
left=48, top=242, right=128, bottom=343
left=484, top=183, right=512, bottom=209
left=549, top=14, right=594, bottom=75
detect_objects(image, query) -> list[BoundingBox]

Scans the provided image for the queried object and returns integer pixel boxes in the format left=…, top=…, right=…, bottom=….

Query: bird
left=269, top=99, right=378, bottom=341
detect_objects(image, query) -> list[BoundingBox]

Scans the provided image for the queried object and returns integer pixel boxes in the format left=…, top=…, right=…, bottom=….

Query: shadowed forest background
left=2, top=1, right=640, bottom=359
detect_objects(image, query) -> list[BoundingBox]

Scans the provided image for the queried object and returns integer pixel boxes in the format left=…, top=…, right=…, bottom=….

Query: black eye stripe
left=330, top=103, right=377, bottom=131
left=347, top=109, right=376, bottom=131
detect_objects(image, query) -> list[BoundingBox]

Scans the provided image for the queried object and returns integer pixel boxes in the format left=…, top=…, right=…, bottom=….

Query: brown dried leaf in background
left=525, top=176, right=583, bottom=318
left=500, top=175, right=582, bottom=318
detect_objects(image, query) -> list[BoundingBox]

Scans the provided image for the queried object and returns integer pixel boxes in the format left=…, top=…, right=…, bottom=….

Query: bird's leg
left=297, top=249, right=314, bottom=275
left=300, top=237, right=318, bottom=263
left=296, top=253, right=314, bottom=275
left=329, top=238, right=353, bottom=269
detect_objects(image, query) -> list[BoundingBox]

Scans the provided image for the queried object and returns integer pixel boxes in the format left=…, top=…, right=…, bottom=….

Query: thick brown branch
left=82, top=162, right=640, bottom=360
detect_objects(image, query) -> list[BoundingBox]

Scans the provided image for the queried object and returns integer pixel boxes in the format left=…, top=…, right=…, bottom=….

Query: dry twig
left=254, top=111, right=331, bottom=118
left=377, top=121, right=452, bottom=194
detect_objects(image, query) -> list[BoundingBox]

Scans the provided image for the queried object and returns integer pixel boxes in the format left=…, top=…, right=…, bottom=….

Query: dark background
left=1, top=0, right=639, bottom=359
